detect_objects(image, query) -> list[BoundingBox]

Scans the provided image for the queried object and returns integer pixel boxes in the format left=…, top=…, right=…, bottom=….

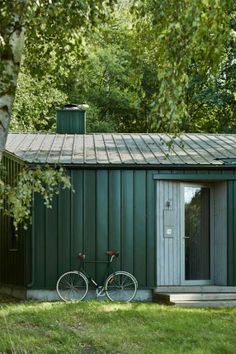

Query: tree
left=11, top=68, right=68, bottom=132
left=0, top=1, right=27, bottom=157
left=134, top=0, right=235, bottom=132
left=12, top=0, right=235, bottom=134
left=0, top=0, right=113, bottom=159
left=0, top=0, right=114, bottom=226
left=184, top=14, right=236, bottom=133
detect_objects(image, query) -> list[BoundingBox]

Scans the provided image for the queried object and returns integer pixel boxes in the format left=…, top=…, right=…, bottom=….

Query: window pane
left=184, top=186, right=210, bottom=280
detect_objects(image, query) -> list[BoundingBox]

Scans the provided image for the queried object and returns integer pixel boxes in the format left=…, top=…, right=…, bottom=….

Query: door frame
left=180, top=182, right=214, bottom=285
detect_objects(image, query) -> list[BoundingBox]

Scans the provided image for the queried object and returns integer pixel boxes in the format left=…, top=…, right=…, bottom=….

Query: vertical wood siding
left=31, top=168, right=236, bottom=290
left=156, top=181, right=181, bottom=285
left=227, top=181, right=236, bottom=285
left=0, top=155, right=25, bottom=286
left=1, top=163, right=234, bottom=290
left=213, top=182, right=227, bottom=285
left=32, top=169, right=157, bottom=289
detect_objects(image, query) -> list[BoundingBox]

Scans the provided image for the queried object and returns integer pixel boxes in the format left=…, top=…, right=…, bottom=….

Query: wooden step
left=154, top=293, right=236, bottom=303
left=153, top=287, right=236, bottom=307
left=153, top=286, right=236, bottom=294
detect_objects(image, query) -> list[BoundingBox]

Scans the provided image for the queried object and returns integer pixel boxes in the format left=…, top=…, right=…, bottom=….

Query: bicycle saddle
left=106, top=250, right=119, bottom=257
left=78, top=253, right=86, bottom=260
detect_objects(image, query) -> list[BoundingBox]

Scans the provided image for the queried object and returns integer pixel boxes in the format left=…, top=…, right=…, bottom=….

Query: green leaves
left=12, top=69, right=68, bottom=131
left=135, top=0, right=235, bottom=132
left=0, top=165, right=72, bottom=229
left=9, top=0, right=236, bottom=135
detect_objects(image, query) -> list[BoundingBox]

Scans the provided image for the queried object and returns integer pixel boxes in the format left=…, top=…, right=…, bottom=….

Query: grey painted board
left=47, top=134, right=64, bottom=164
left=156, top=180, right=228, bottom=287
left=60, top=135, right=74, bottom=164
left=156, top=181, right=180, bottom=285
left=103, top=134, right=121, bottom=164
left=84, top=135, right=97, bottom=164
left=93, top=135, right=109, bottom=164
left=72, top=135, right=84, bottom=164
left=131, top=135, right=157, bottom=164
left=112, top=134, right=133, bottom=164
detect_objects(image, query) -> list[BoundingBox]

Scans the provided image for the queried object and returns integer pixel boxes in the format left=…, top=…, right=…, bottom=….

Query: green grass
left=0, top=295, right=236, bottom=353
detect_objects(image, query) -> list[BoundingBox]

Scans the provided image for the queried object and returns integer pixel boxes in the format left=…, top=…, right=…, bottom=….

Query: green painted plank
left=121, top=170, right=134, bottom=274
left=32, top=194, right=46, bottom=288
left=96, top=170, right=109, bottom=283
left=133, top=171, right=147, bottom=286
left=70, top=170, right=84, bottom=270
left=45, top=196, right=58, bottom=288
left=58, top=186, right=71, bottom=276
left=234, top=182, right=236, bottom=285
left=146, top=171, right=156, bottom=287
left=24, top=227, right=32, bottom=287
left=108, top=170, right=121, bottom=271
left=227, top=181, right=234, bottom=285
left=84, top=170, right=96, bottom=278
left=0, top=156, right=25, bottom=287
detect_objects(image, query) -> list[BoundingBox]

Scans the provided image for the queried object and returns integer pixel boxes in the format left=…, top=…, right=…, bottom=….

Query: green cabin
left=1, top=105, right=236, bottom=303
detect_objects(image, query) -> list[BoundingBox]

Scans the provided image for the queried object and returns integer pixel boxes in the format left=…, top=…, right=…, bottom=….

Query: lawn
left=0, top=295, right=236, bottom=354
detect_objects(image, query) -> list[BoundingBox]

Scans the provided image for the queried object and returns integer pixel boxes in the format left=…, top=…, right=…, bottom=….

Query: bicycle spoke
left=123, top=282, right=136, bottom=288
left=56, top=271, right=88, bottom=302
left=105, top=272, right=137, bottom=302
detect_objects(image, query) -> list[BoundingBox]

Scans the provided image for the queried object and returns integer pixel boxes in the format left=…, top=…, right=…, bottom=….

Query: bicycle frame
left=78, top=255, right=117, bottom=296
left=56, top=252, right=138, bottom=302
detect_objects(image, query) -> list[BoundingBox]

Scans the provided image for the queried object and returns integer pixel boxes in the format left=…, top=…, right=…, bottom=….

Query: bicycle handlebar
left=78, top=250, right=119, bottom=261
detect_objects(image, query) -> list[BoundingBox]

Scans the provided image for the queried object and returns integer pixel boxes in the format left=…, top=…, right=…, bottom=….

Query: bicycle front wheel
left=56, top=271, right=88, bottom=302
left=105, top=271, right=138, bottom=302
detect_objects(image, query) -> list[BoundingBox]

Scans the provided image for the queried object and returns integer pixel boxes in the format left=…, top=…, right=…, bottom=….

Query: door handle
left=183, top=236, right=190, bottom=239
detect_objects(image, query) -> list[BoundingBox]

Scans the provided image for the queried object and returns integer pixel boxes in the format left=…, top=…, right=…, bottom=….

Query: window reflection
left=184, top=186, right=210, bottom=280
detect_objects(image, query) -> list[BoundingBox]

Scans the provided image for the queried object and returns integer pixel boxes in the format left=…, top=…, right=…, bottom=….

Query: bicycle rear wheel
left=105, top=271, right=138, bottom=302
left=56, top=271, right=88, bottom=302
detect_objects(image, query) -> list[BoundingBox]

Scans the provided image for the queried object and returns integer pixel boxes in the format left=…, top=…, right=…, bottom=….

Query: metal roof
left=5, top=132, right=236, bottom=166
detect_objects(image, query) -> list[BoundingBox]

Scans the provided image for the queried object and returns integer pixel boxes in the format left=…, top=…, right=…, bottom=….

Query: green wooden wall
left=31, top=169, right=156, bottom=289
left=0, top=155, right=25, bottom=286
left=2, top=159, right=236, bottom=290
left=227, top=181, right=236, bottom=285
left=29, top=168, right=236, bottom=290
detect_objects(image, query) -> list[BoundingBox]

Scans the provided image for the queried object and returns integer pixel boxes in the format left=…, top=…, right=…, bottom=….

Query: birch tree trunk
left=0, top=1, right=28, bottom=160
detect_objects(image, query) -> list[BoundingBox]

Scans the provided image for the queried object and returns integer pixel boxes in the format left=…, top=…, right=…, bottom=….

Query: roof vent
left=56, top=103, right=88, bottom=134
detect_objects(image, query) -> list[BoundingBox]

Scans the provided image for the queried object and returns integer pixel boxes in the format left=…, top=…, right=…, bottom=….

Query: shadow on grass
left=0, top=294, right=22, bottom=305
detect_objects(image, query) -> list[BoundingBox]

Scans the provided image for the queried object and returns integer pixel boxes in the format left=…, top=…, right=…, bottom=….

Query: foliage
left=134, top=0, right=235, bottom=132
left=12, top=3, right=157, bottom=133
left=184, top=14, right=236, bottom=133
left=0, top=165, right=72, bottom=229
left=11, top=69, right=68, bottom=132
left=12, top=0, right=236, bottom=134
left=24, top=0, right=115, bottom=77
left=0, top=1, right=114, bottom=229
left=0, top=0, right=115, bottom=146
left=0, top=300, right=236, bottom=353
